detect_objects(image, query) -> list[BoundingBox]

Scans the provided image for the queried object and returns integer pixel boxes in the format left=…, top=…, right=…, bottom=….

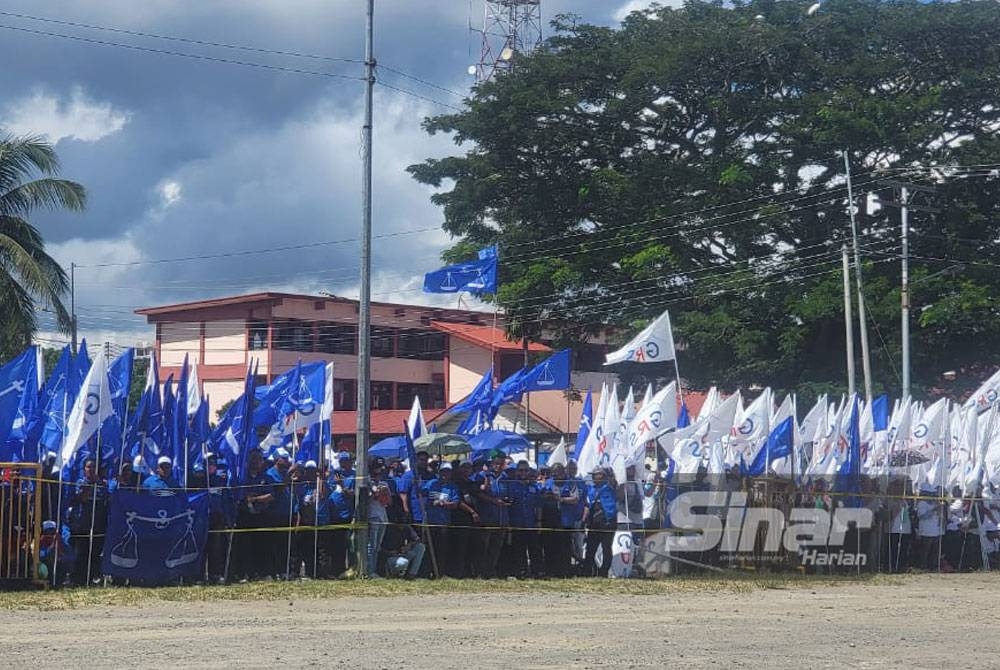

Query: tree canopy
left=0, top=134, right=85, bottom=361
left=409, top=0, right=1000, bottom=399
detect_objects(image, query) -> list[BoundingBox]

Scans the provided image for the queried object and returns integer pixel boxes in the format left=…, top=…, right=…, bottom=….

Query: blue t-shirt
left=587, top=482, right=617, bottom=525
left=265, top=465, right=292, bottom=522
left=474, top=471, right=509, bottom=527
left=421, top=478, right=459, bottom=526
left=506, top=478, right=539, bottom=529
left=296, top=481, right=331, bottom=526
left=328, top=485, right=354, bottom=523
left=559, top=477, right=586, bottom=528
left=141, top=473, right=178, bottom=491
left=397, top=469, right=431, bottom=522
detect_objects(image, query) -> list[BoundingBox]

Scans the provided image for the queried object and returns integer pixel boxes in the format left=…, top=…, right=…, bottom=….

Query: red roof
left=331, top=409, right=448, bottom=436
left=430, top=321, right=551, bottom=353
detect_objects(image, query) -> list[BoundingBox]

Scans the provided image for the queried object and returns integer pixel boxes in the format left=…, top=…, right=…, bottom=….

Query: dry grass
left=0, top=572, right=903, bottom=611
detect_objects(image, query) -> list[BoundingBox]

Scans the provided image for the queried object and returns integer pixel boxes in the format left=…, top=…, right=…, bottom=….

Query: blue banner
left=522, top=349, right=571, bottom=393
left=102, top=490, right=209, bottom=585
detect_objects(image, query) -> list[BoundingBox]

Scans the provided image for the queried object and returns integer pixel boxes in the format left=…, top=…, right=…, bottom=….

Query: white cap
left=157, top=456, right=172, bottom=466
left=439, top=462, right=453, bottom=470
left=274, top=448, right=291, bottom=461
left=132, top=455, right=144, bottom=469
left=42, top=520, right=57, bottom=532
left=304, top=460, right=318, bottom=469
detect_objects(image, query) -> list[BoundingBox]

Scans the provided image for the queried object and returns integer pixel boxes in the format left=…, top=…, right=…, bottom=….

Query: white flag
left=576, top=383, right=608, bottom=476
left=770, top=394, right=796, bottom=477
left=702, top=391, right=741, bottom=476
left=60, top=354, right=113, bottom=469
left=187, top=361, right=202, bottom=416
left=912, top=397, right=948, bottom=457
left=604, top=310, right=676, bottom=365
left=966, top=368, right=1000, bottom=415
left=730, top=388, right=771, bottom=467
left=599, top=385, right=621, bottom=473
left=625, top=382, right=677, bottom=469
left=548, top=439, right=568, bottom=467
left=697, top=386, right=720, bottom=422
left=407, top=394, right=427, bottom=441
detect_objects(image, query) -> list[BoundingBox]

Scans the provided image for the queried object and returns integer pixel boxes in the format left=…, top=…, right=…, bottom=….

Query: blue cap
left=337, top=451, right=352, bottom=461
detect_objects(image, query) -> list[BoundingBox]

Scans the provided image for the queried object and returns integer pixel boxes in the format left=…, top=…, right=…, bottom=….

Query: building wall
left=203, top=320, right=246, bottom=366
left=160, top=322, right=200, bottom=367
left=202, top=380, right=247, bottom=419
left=448, top=338, right=492, bottom=404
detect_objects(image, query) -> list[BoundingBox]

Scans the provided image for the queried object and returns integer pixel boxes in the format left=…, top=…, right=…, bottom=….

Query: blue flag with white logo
left=0, top=347, right=37, bottom=456
left=835, top=396, right=862, bottom=502
left=216, top=365, right=258, bottom=488
left=452, top=366, right=494, bottom=414
left=38, top=346, right=73, bottom=460
left=573, top=388, right=593, bottom=462
left=522, top=349, right=571, bottom=393
left=102, top=490, right=209, bottom=585
left=423, top=245, right=498, bottom=295
left=486, top=367, right=529, bottom=422
left=743, top=415, right=794, bottom=477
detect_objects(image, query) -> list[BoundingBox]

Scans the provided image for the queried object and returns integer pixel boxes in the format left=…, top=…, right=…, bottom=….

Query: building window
left=397, top=329, right=445, bottom=361
left=371, top=326, right=396, bottom=358
left=317, top=323, right=356, bottom=355
left=272, top=319, right=313, bottom=351
left=333, top=378, right=356, bottom=411
left=248, top=320, right=268, bottom=351
left=371, top=381, right=394, bottom=410
left=396, top=382, right=446, bottom=410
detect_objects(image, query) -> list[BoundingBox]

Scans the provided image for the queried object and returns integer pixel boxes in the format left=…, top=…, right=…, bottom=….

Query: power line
left=0, top=23, right=365, bottom=81
left=0, top=9, right=364, bottom=63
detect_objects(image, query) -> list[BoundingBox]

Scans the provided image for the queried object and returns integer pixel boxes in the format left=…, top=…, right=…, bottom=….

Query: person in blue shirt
left=327, top=466, right=355, bottom=578
left=69, top=458, right=109, bottom=585
left=265, top=448, right=294, bottom=579
left=142, top=456, right=179, bottom=491
left=421, top=462, right=460, bottom=578
left=296, top=460, right=331, bottom=578
left=474, top=451, right=511, bottom=579
left=327, top=451, right=356, bottom=493
left=397, top=450, right=431, bottom=524
left=584, top=466, right=618, bottom=577
left=506, top=460, right=542, bottom=578
left=234, top=449, right=272, bottom=581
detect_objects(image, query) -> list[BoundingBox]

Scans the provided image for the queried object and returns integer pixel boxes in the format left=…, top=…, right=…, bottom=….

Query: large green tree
left=0, top=134, right=85, bottom=361
left=410, top=0, right=1000, bottom=400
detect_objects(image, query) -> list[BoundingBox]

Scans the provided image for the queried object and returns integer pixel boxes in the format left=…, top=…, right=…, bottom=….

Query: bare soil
left=2, top=574, right=996, bottom=669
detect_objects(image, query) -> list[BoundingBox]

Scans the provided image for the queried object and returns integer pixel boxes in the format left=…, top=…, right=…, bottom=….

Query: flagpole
left=85, top=346, right=108, bottom=587
left=354, top=0, right=375, bottom=577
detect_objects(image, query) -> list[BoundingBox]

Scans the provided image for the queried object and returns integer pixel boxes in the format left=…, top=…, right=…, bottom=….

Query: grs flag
left=423, top=245, right=498, bottom=295
left=604, top=310, right=676, bottom=365
left=102, top=490, right=209, bottom=585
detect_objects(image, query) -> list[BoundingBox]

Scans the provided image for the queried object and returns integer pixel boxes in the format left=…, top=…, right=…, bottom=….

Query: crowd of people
left=8, top=447, right=1000, bottom=586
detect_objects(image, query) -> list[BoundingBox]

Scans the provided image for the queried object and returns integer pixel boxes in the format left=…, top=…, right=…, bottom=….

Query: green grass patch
left=0, top=572, right=903, bottom=611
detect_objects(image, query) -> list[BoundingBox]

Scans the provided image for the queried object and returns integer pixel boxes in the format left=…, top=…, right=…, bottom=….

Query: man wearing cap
left=915, top=484, right=946, bottom=571
left=143, top=456, right=179, bottom=491
left=328, top=451, right=356, bottom=495
left=397, top=450, right=432, bottom=525
left=584, top=467, right=618, bottom=577
left=474, top=451, right=511, bottom=579
left=68, top=458, right=109, bottom=585
left=199, top=453, right=233, bottom=583
left=296, top=460, right=331, bottom=578
left=265, top=448, right=295, bottom=579
left=421, top=462, right=460, bottom=577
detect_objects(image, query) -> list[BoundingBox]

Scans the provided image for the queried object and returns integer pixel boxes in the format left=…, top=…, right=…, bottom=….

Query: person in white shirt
left=882, top=479, right=912, bottom=573
left=915, top=485, right=945, bottom=570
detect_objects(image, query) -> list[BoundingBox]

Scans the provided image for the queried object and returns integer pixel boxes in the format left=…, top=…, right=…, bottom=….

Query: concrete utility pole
left=842, top=152, right=873, bottom=403
left=355, top=0, right=375, bottom=576
left=842, top=245, right=856, bottom=396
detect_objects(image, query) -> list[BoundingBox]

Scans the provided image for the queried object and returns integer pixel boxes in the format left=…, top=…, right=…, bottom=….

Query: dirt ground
left=2, top=574, right=997, bottom=669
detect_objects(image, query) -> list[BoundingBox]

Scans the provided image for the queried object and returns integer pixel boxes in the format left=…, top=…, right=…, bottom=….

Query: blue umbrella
left=468, top=430, right=531, bottom=460
left=368, top=435, right=407, bottom=460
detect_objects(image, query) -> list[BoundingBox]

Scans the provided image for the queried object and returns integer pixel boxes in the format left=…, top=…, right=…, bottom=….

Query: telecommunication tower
left=472, top=0, right=543, bottom=83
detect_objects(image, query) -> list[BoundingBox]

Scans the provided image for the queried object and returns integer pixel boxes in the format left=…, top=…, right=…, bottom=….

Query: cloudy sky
left=0, top=0, right=660, bottom=347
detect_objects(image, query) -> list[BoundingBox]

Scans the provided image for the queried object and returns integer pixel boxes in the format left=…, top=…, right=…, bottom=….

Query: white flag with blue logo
left=625, top=382, right=676, bottom=469
left=604, top=310, right=676, bottom=366
left=729, top=388, right=771, bottom=468
left=966, top=368, right=1000, bottom=415
left=576, top=383, right=608, bottom=476
left=60, top=353, right=113, bottom=469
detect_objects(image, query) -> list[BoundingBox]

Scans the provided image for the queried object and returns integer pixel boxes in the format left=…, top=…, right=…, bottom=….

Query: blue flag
left=216, top=365, right=259, bottom=488
left=174, top=357, right=190, bottom=484
left=743, top=415, right=794, bottom=477
left=0, top=347, right=38, bottom=456
left=522, top=349, right=571, bottom=392
left=486, top=367, right=529, bottom=422
left=162, top=375, right=176, bottom=464
left=452, top=366, right=494, bottom=414
left=573, top=388, right=593, bottom=462
left=188, top=398, right=211, bottom=469
left=38, top=346, right=73, bottom=460
left=102, top=490, right=209, bottom=585
left=423, top=245, right=498, bottom=295
left=835, top=396, right=862, bottom=501
left=872, top=394, right=890, bottom=432
left=677, top=401, right=690, bottom=429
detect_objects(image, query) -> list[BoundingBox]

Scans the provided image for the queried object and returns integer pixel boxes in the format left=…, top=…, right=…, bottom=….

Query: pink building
left=136, top=292, right=619, bottom=449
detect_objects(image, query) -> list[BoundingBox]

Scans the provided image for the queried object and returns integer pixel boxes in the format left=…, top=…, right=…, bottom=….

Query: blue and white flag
left=60, top=352, right=114, bottom=471
left=744, top=416, right=795, bottom=477
left=284, top=361, right=328, bottom=435
left=407, top=395, right=427, bottom=441
left=966, top=368, right=1000, bottom=415
left=102, top=490, right=209, bottom=585
left=38, top=346, right=74, bottom=459
left=0, top=347, right=37, bottom=452
left=217, top=365, right=259, bottom=487
left=522, top=349, right=571, bottom=392
left=452, top=366, right=494, bottom=414
left=423, top=245, right=498, bottom=295
left=572, top=388, right=593, bottom=462
left=486, top=367, right=529, bottom=422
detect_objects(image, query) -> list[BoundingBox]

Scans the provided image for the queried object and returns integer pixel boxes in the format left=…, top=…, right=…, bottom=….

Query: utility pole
left=354, top=0, right=375, bottom=577
left=70, top=262, right=78, bottom=355
left=881, top=180, right=937, bottom=400
left=842, top=152, right=873, bottom=403
left=842, top=245, right=856, bottom=396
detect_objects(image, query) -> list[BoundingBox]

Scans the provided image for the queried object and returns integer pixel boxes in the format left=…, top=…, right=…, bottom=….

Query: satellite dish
left=467, top=65, right=477, bottom=76
left=500, top=46, right=515, bottom=61
left=807, top=2, right=821, bottom=15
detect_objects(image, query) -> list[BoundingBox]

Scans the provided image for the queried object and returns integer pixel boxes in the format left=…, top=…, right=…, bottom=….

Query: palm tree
left=0, top=134, right=86, bottom=360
